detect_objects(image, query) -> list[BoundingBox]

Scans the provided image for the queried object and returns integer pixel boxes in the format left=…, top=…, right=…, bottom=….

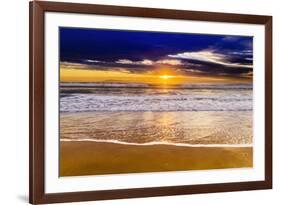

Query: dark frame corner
left=29, top=1, right=272, bottom=204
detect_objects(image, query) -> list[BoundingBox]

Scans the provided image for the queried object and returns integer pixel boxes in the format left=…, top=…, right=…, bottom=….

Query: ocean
left=60, top=83, right=253, bottom=146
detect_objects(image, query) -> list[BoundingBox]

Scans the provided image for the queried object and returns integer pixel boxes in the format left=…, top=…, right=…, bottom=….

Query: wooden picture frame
left=29, top=1, right=272, bottom=204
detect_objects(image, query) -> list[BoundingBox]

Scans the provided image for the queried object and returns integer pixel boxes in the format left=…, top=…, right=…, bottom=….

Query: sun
left=159, top=75, right=175, bottom=80
left=158, top=75, right=177, bottom=85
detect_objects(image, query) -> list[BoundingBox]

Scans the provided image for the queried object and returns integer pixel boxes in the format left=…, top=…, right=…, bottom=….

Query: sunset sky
left=60, top=27, right=253, bottom=85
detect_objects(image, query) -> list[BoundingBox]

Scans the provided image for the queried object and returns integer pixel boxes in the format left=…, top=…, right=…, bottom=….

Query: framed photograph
left=29, top=1, right=272, bottom=204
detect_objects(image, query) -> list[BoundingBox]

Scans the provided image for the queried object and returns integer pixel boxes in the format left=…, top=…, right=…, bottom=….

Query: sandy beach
left=60, top=141, right=252, bottom=177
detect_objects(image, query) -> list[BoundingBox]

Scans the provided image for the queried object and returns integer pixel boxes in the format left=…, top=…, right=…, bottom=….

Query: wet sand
left=60, top=111, right=253, bottom=145
left=60, top=141, right=253, bottom=177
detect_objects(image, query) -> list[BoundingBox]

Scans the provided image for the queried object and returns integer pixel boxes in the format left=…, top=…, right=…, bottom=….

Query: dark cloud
left=60, top=27, right=253, bottom=78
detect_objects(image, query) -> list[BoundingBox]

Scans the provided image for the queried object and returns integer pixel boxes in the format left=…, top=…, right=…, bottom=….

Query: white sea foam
left=60, top=138, right=252, bottom=148
left=60, top=91, right=252, bottom=112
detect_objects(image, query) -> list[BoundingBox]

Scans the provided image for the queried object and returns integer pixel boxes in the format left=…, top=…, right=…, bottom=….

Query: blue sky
left=60, top=27, right=253, bottom=79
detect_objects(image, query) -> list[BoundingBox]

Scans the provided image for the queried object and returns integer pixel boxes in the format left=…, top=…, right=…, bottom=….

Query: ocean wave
left=60, top=138, right=252, bottom=148
left=60, top=83, right=252, bottom=90
left=60, top=94, right=252, bottom=112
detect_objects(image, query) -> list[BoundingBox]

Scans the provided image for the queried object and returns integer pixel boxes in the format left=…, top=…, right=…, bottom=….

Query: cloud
left=184, top=69, right=204, bottom=73
left=62, top=48, right=253, bottom=78
left=116, top=59, right=154, bottom=66
left=168, top=50, right=252, bottom=68
left=84, top=59, right=103, bottom=63
left=115, top=59, right=182, bottom=66
left=240, top=71, right=253, bottom=77
left=156, top=59, right=183, bottom=65
left=222, top=36, right=241, bottom=42
left=60, top=62, right=90, bottom=68
left=230, top=50, right=253, bottom=55
left=245, top=58, right=253, bottom=61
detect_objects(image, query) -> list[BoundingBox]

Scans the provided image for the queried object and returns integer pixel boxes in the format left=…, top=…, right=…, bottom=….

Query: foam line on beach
left=60, top=138, right=252, bottom=148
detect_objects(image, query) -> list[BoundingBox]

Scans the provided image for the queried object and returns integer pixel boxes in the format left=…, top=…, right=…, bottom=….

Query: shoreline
left=60, top=139, right=252, bottom=148
left=60, top=141, right=253, bottom=177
